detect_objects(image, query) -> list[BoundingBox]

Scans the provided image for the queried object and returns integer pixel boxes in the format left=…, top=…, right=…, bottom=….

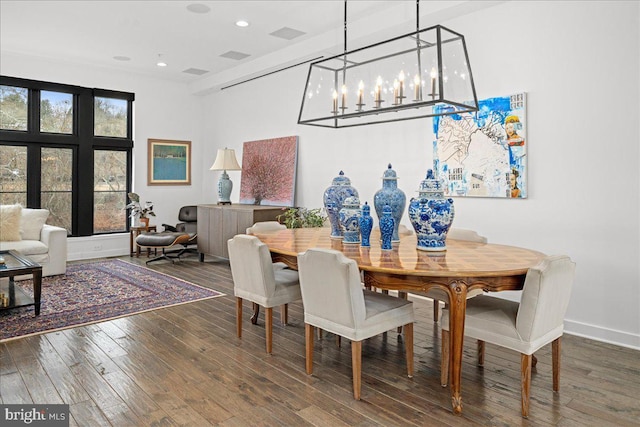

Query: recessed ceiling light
left=235, top=20, right=249, bottom=27
left=156, top=54, right=167, bottom=67
left=113, top=56, right=131, bottom=61
left=187, top=3, right=210, bottom=14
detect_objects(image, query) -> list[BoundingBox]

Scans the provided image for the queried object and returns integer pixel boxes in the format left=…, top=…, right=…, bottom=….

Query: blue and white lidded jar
left=339, top=196, right=361, bottom=244
left=359, top=202, right=373, bottom=247
left=408, top=169, right=455, bottom=251
left=373, top=164, right=406, bottom=242
left=379, top=204, right=394, bottom=251
left=323, top=171, right=359, bottom=239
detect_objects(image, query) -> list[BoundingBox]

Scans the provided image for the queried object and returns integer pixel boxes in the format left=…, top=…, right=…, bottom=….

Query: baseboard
left=564, top=319, right=640, bottom=351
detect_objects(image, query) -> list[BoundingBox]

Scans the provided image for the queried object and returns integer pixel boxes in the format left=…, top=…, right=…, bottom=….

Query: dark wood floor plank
left=1, top=255, right=638, bottom=427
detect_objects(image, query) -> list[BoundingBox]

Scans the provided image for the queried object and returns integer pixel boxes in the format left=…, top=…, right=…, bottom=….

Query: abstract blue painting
left=433, top=93, right=527, bottom=198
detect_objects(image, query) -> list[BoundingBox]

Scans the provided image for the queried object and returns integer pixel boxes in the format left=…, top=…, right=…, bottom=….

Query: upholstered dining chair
left=297, top=248, right=415, bottom=400
left=246, top=221, right=286, bottom=235
left=426, top=228, right=488, bottom=322
left=228, top=235, right=301, bottom=354
left=440, top=255, right=576, bottom=418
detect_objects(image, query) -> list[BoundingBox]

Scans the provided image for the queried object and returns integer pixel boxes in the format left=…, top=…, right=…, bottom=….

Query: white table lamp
left=210, top=148, right=241, bottom=204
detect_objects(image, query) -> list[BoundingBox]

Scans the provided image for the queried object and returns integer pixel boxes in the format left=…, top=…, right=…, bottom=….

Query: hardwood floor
left=1, top=255, right=639, bottom=426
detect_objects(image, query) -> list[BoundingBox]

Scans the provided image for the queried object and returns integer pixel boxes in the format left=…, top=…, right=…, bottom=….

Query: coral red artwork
left=239, top=136, right=298, bottom=206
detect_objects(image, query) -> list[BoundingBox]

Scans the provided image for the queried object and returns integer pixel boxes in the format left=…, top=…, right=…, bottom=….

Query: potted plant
left=277, top=207, right=326, bottom=229
left=125, top=192, right=155, bottom=227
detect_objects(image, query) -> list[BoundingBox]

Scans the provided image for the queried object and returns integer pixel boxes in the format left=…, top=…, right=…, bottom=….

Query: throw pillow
left=20, top=208, right=50, bottom=241
left=0, top=204, right=23, bottom=241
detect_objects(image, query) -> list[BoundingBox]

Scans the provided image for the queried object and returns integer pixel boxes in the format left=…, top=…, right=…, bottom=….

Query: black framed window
left=0, top=76, right=134, bottom=237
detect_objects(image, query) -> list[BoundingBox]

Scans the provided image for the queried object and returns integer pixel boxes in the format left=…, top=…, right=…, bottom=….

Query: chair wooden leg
left=336, top=335, right=341, bottom=347
left=317, top=328, right=323, bottom=340
left=477, top=340, right=485, bottom=367
left=404, top=322, right=414, bottom=378
left=281, top=303, right=288, bottom=325
left=433, top=299, right=440, bottom=322
left=396, top=291, right=408, bottom=333
left=305, top=324, right=314, bottom=374
left=441, top=329, right=449, bottom=387
left=352, top=340, right=362, bottom=400
left=236, top=297, right=243, bottom=338
left=265, top=307, right=273, bottom=354
left=552, top=337, right=561, bottom=392
left=521, top=353, right=532, bottom=418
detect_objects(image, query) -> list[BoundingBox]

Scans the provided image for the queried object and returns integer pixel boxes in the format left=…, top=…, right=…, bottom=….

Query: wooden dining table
left=252, top=227, right=546, bottom=414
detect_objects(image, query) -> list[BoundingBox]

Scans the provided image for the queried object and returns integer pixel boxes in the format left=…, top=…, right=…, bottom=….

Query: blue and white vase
left=323, top=171, right=359, bottom=239
left=408, top=169, right=455, bottom=251
left=373, top=164, right=406, bottom=242
left=359, top=202, right=373, bottom=247
left=339, top=196, right=361, bottom=244
left=379, top=204, right=394, bottom=251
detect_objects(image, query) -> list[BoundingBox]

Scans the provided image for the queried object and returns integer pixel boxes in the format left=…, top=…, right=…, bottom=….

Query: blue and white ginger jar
left=373, top=164, right=406, bottom=242
left=323, top=171, right=359, bottom=239
left=408, top=169, right=455, bottom=251
left=379, top=204, right=394, bottom=251
left=339, top=196, right=361, bottom=244
left=359, top=202, right=373, bottom=247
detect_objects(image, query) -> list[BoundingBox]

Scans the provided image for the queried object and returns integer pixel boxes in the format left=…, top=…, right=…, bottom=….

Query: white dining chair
left=440, top=255, right=576, bottom=418
left=246, top=221, right=286, bottom=235
left=297, top=248, right=415, bottom=400
left=426, top=228, right=488, bottom=321
left=228, top=235, right=301, bottom=354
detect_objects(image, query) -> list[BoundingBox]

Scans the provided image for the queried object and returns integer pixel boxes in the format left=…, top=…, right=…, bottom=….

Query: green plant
left=125, top=192, right=155, bottom=219
left=277, top=207, right=326, bottom=229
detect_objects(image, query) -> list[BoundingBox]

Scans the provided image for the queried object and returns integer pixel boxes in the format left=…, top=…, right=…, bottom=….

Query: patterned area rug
left=0, top=259, right=224, bottom=342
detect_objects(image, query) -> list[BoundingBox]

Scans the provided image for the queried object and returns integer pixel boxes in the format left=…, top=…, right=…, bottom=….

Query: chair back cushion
left=297, top=248, right=365, bottom=330
left=447, top=228, right=487, bottom=243
left=21, top=208, right=51, bottom=240
left=246, top=221, right=286, bottom=235
left=178, top=206, right=198, bottom=223
left=228, top=235, right=276, bottom=299
left=1, top=204, right=22, bottom=241
left=516, top=255, right=576, bottom=342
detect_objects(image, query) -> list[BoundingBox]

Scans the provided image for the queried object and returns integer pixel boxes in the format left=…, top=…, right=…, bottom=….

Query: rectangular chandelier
left=298, top=25, right=478, bottom=128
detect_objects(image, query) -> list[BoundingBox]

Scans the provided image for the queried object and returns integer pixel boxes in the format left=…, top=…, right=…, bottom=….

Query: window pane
left=0, top=85, right=28, bottom=131
left=41, top=147, right=72, bottom=233
left=40, top=90, right=73, bottom=134
left=94, top=150, right=127, bottom=232
left=0, top=145, right=27, bottom=205
left=94, top=97, right=127, bottom=138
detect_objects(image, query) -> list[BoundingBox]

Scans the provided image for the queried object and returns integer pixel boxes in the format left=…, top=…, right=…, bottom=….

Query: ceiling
left=0, top=1, right=500, bottom=91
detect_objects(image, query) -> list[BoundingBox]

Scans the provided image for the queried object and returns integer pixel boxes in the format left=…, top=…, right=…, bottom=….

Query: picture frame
left=239, top=136, right=298, bottom=206
left=147, top=139, right=191, bottom=186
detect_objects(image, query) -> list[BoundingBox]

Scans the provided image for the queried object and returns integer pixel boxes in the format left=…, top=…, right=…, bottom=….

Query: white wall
left=1, top=1, right=638, bottom=349
left=1, top=52, right=206, bottom=260
left=201, top=1, right=640, bottom=349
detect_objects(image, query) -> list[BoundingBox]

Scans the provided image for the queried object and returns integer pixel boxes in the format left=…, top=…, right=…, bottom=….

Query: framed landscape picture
left=147, top=139, right=191, bottom=185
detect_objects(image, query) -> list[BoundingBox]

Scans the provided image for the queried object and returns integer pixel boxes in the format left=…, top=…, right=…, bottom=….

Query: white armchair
left=227, top=234, right=301, bottom=354
left=0, top=206, right=67, bottom=276
left=297, top=248, right=415, bottom=400
left=440, top=255, right=576, bottom=417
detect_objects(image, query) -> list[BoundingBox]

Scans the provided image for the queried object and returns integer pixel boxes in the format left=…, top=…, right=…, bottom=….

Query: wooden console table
left=197, top=204, right=282, bottom=259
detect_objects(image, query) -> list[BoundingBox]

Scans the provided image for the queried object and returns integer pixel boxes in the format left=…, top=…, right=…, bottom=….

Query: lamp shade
left=210, top=148, right=241, bottom=171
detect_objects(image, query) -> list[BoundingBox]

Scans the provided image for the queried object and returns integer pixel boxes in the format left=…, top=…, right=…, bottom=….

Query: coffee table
left=0, top=250, right=43, bottom=315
